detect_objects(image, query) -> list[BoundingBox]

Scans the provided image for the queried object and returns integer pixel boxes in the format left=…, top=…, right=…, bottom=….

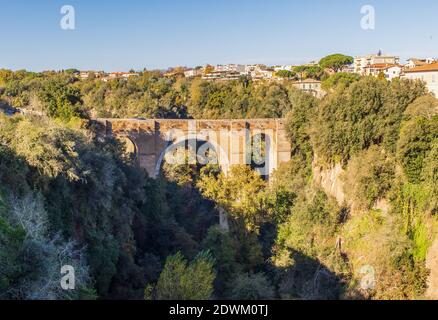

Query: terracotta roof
left=409, top=59, right=428, bottom=65
left=404, top=62, right=438, bottom=73
left=367, top=63, right=400, bottom=70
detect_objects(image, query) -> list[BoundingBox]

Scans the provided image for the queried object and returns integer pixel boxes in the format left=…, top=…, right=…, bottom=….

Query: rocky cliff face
left=311, top=156, right=437, bottom=300
left=312, top=158, right=390, bottom=214
left=312, top=159, right=347, bottom=207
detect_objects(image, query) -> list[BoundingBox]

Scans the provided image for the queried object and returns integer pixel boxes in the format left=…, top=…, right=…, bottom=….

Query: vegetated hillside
left=0, top=70, right=437, bottom=300
left=0, top=69, right=307, bottom=120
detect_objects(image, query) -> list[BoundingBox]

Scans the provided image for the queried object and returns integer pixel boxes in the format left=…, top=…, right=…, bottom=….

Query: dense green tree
left=312, top=77, right=426, bottom=164
left=321, top=72, right=360, bottom=91
left=397, top=116, right=438, bottom=183
left=293, top=65, right=326, bottom=80
left=0, top=215, right=25, bottom=297
left=275, top=70, right=296, bottom=79
left=319, top=54, right=354, bottom=73
left=202, top=226, right=240, bottom=296
left=38, top=78, right=85, bottom=121
left=342, top=146, right=396, bottom=209
left=146, top=251, right=215, bottom=300
left=229, top=273, right=275, bottom=300
left=404, top=94, right=438, bottom=120
left=197, top=165, right=268, bottom=233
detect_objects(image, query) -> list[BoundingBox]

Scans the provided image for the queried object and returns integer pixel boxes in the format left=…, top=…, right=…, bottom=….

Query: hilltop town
left=73, top=52, right=438, bottom=99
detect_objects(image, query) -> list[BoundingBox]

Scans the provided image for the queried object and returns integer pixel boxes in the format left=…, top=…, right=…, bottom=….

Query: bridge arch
left=153, top=134, right=230, bottom=178
left=116, top=135, right=138, bottom=160
left=249, top=132, right=276, bottom=178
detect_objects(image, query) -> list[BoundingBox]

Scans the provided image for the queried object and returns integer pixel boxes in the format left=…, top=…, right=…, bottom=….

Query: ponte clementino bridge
left=93, top=118, right=291, bottom=179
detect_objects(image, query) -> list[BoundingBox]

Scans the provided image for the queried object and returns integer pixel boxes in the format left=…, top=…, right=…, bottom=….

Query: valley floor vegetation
left=0, top=68, right=437, bottom=300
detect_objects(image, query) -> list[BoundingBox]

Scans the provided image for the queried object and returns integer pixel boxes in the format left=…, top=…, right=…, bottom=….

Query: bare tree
left=7, top=192, right=91, bottom=300
left=9, top=193, right=47, bottom=241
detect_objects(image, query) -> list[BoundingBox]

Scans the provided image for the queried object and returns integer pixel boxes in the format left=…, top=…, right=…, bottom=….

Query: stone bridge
left=93, top=118, right=291, bottom=179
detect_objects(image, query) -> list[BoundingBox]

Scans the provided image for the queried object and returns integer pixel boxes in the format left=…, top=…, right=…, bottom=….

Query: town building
left=406, top=58, right=436, bottom=69
left=341, top=64, right=355, bottom=73
left=184, top=68, right=204, bottom=78
left=244, top=64, right=266, bottom=75
left=403, top=62, right=438, bottom=97
left=273, top=65, right=295, bottom=72
left=202, top=71, right=241, bottom=81
left=244, top=65, right=274, bottom=80
left=100, top=72, right=139, bottom=82
left=354, top=53, right=400, bottom=75
left=252, top=68, right=275, bottom=80
left=291, top=79, right=324, bottom=98
left=383, top=65, right=403, bottom=80
left=214, top=64, right=246, bottom=73
left=79, top=71, right=105, bottom=79
left=201, top=64, right=279, bottom=81
left=364, top=63, right=402, bottom=80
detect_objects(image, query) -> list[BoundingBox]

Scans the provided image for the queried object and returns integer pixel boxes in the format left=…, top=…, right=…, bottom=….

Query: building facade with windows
left=364, top=63, right=402, bottom=80
left=291, top=79, right=324, bottom=98
left=214, top=64, right=246, bottom=73
left=184, top=68, right=204, bottom=78
left=354, top=54, right=400, bottom=75
left=406, top=58, right=436, bottom=69
left=403, top=62, right=438, bottom=97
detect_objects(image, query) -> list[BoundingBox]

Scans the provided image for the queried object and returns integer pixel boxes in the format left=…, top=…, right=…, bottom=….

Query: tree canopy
left=319, top=54, right=354, bottom=73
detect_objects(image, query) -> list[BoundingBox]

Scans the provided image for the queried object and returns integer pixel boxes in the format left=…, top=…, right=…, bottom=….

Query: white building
left=202, top=71, right=241, bottom=81
left=403, top=62, right=438, bottom=97
left=244, top=64, right=265, bottom=74
left=292, top=79, right=324, bottom=98
left=184, top=68, right=204, bottom=78
left=384, top=65, right=403, bottom=80
left=406, top=58, right=437, bottom=69
left=79, top=71, right=104, bottom=79
left=243, top=65, right=274, bottom=80
left=214, top=64, right=246, bottom=73
left=364, top=63, right=402, bottom=80
left=258, top=69, right=275, bottom=80
left=342, top=64, right=355, bottom=73
left=273, top=65, right=295, bottom=72
left=354, top=54, right=400, bottom=75
left=101, top=72, right=139, bottom=82
left=108, top=72, right=139, bottom=79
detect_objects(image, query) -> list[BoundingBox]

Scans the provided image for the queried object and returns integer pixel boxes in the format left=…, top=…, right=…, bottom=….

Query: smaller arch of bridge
left=116, top=134, right=138, bottom=159
left=249, top=132, right=276, bottom=178
left=153, top=134, right=230, bottom=178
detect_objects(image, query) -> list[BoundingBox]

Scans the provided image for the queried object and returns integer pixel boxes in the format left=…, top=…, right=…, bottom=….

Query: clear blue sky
left=1, top=0, right=437, bottom=71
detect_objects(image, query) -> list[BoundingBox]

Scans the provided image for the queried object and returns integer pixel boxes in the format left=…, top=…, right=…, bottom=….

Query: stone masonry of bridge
left=93, top=118, right=291, bottom=179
